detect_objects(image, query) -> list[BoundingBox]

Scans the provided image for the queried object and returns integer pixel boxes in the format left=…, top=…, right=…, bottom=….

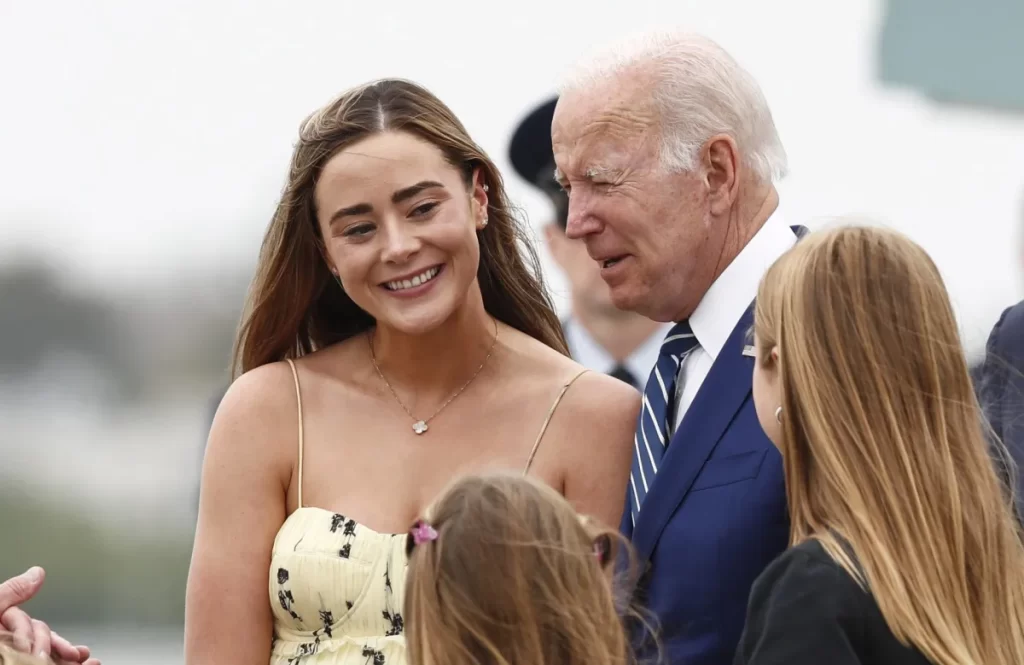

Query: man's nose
left=564, top=192, right=600, bottom=240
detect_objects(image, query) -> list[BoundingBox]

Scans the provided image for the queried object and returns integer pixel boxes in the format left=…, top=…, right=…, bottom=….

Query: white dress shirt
left=564, top=317, right=672, bottom=388
left=672, top=212, right=799, bottom=432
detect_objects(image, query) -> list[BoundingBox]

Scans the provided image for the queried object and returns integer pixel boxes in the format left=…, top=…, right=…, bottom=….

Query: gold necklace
left=368, top=319, right=498, bottom=435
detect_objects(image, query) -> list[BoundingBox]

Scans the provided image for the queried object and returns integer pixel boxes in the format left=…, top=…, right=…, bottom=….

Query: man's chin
left=608, top=288, right=677, bottom=322
left=607, top=286, right=643, bottom=316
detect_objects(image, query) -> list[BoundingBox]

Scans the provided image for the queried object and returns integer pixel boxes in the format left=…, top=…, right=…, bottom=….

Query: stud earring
left=775, top=406, right=783, bottom=424
left=481, top=215, right=488, bottom=227
left=482, top=184, right=489, bottom=192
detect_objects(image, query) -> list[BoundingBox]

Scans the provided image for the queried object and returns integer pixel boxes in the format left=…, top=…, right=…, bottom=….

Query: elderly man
left=509, top=96, right=669, bottom=388
left=552, top=32, right=797, bottom=664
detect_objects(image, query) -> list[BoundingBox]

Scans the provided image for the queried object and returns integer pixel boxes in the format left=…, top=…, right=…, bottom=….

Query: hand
left=0, top=567, right=100, bottom=664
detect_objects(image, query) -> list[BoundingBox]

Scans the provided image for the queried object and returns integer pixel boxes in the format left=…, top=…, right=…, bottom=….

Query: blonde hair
left=0, top=633, right=53, bottom=665
left=404, top=473, right=641, bottom=665
left=754, top=224, right=1024, bottom=665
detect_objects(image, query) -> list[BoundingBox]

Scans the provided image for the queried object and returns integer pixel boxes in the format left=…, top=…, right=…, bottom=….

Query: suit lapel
left=631, top=306, right=756, bottom=560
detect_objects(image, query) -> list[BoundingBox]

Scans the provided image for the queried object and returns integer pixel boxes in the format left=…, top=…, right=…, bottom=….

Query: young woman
left=184, top=79, right=638, bottom=665
left=741, top=225, right=1024, bottom=665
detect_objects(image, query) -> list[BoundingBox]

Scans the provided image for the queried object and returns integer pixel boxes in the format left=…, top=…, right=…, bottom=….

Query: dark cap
left=508, top=96, right=568, bottom=228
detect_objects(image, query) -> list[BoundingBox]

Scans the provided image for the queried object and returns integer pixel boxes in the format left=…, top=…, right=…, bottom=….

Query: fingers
left=1, top=607, right=34, bottom=653
left=51, top=631, right=88, bottom=662
left=31, top=619, right=52, bottom=659
left=0, top=568, right=45, bottom=614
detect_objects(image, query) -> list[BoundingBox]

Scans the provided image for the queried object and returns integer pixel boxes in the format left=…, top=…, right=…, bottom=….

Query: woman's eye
left=411, top=202, right=439, bottom=217
left=343, top=223, right=374, bottom=238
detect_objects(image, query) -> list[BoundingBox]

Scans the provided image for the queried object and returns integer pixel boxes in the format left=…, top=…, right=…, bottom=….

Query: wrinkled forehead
left=552, top=85, right=657, bottom=178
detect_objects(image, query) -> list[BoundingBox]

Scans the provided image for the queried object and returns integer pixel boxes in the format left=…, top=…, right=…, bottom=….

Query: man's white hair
left=559, top=30, right=788, bottom=183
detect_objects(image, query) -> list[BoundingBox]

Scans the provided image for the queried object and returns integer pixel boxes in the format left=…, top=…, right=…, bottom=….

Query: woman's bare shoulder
left=556, top=369, right=641, bottom=432
left=499, top=324, right=640, bottom=420
left=208, top=361, right=302, bottom=469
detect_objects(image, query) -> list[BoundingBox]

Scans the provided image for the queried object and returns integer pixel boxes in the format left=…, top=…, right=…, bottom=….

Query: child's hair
left=0, top=633, right=53, bottom=665
left=404, top=473, right=637, bottom=665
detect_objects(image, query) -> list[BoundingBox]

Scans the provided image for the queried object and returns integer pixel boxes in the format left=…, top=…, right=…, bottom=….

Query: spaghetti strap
left=285, top=358, right=305, bottom=508
left=523, top=369, right=590, bottom=475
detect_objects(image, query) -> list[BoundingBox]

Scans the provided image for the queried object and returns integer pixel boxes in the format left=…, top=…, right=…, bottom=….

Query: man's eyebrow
left=583, top=166, right=619, bottom=180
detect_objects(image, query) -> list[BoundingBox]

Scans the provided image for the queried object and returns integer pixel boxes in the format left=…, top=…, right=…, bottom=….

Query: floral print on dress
left=382, top=561, right=404, bottom=637
left=362, top=646, right=386, bottom=665
left=269, top=509, right=408, bottom=664
left=277, top=568, right=302, bottom=622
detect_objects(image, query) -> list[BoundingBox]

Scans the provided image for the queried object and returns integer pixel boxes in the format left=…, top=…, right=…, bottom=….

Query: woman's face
left=752, top=333, right=784, bottom=448
left=315, top=131, right=488, bottom=335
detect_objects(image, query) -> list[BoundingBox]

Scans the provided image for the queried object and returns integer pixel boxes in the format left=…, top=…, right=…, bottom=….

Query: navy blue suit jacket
left=977, top=300, right=1024, bottom=520
left=622, top=306, right=789, bottom=665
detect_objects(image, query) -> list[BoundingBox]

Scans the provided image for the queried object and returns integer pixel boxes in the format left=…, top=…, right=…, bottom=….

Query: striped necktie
left=629, top=321, right=699, bottom=523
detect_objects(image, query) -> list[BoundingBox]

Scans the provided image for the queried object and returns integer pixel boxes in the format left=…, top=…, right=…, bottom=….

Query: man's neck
left=714, top=185, right=780, bottom=282
left=572, top=304, right=662, bottom=363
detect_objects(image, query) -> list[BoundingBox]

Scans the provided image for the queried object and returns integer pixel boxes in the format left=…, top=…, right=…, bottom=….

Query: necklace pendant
left=412, top=420, right=429, bottom=435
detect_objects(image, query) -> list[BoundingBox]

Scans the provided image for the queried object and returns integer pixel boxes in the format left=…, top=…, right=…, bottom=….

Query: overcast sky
left=1, top=0, right=1022, bottom=353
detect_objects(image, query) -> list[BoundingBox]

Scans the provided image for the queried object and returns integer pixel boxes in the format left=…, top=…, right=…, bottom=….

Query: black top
left=734, top=539, right=933, bottom=665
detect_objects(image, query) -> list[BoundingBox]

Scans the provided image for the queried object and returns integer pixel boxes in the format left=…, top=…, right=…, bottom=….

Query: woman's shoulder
left=752, top=538, right=867, bottom=610
left=221, top=360, right=301, bottom=418
left=499, top=331, right=638, bottom=457
left=501, top=325, right=640, bottom=412
left=209, top=360, right=303, bottom=464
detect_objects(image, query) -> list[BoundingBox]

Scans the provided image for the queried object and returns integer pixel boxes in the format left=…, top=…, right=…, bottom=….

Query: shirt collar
left=564, top=317, right=671, bottom=379
left=689, top=211, right=798, bottom=361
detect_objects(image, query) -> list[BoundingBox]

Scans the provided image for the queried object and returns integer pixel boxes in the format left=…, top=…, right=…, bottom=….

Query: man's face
left=552, top=80, right=718, bottom=322
left=544, top=221, right=620, bottom=314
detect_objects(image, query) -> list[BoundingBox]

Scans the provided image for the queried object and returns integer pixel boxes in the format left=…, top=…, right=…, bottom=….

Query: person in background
left=743, top=225, right=1024, bottom=665
left=551, top=31, right=795, bottom=664
left=509, top=97, right=668, bottom=389
left=976, top=192, right=1024, bottom=521
left=404, top=473, right=638, bottom=665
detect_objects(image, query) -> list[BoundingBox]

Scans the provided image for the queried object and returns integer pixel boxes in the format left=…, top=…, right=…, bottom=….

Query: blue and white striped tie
left=629, top=321, right=699, bottom=524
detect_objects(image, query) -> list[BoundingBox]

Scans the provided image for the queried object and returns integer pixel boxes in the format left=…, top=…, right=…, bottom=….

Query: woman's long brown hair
left=233, top=79, right=567, bottom=376
left=404, top=474, right=642, bottom=665
left=755, top=225, right=1024, bottom=665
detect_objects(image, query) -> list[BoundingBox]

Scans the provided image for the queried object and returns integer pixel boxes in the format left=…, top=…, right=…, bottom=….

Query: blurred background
left=1, top=0, right=1022, bottom=662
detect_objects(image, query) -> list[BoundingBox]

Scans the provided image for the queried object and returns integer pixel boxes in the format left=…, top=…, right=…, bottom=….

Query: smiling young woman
left=184, top=79, right=640, bottom=665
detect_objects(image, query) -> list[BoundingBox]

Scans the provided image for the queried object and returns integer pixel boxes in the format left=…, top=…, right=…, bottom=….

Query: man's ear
left=701, top=134, right=740, bottom=216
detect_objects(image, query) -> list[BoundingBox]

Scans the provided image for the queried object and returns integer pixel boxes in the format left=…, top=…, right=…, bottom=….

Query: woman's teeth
left=384, top=266, right=441, bottom=291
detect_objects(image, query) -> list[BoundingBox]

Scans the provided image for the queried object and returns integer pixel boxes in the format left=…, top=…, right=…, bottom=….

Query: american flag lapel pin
left=742, top=345, right=757, bottom=357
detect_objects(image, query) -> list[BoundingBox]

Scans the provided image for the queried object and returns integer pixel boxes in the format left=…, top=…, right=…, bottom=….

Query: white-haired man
left=552, top=32, right=799, bottom=664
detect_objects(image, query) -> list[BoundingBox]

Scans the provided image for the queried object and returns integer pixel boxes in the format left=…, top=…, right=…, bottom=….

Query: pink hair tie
left=410, top=520, right=438, bottom=545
